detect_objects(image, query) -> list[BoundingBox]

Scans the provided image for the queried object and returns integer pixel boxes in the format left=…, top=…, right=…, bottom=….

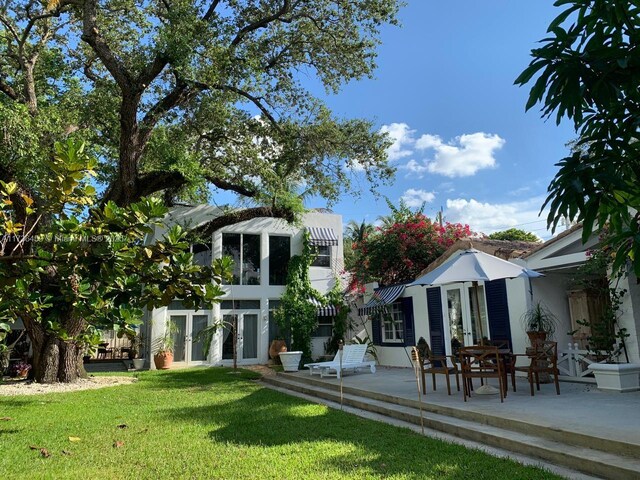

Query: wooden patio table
left=462, top=347, right=512, bottom=397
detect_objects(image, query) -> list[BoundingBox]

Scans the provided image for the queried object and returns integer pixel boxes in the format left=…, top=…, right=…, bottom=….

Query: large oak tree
left=0, top=0, right=399, bottom=381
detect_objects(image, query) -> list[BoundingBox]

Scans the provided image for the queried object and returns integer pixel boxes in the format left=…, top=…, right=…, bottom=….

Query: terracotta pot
left=269, top=340, right=287, bottom=360
left=154, top=352, right=173, bottom=370
left=526, top=331, right=547, bottom=347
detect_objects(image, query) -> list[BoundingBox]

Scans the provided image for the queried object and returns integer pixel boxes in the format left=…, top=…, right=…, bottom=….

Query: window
left=222, top=233, right=261, bottom=285
left=311, top=245, right=331, bottom=267
left=313, top=316, right=333, bottom=337
left=191, top=243, right=212, bottom=267
left=220, top=299, right=261, bottom=310
left=382, top=301, right=404, bottom=343
left=269, top=236, right=291, bottom=285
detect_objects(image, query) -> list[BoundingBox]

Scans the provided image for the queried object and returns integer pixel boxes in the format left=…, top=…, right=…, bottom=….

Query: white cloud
left=416, top=132, right=505, bottom=177
left=445, top=196, right=550, bottom=239
left=380, top=123, right=415, bottom=161
left=401, top=188, right=436, bottom=208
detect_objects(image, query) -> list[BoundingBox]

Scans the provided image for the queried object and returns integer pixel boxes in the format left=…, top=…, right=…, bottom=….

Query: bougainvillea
left=349, top=213, right=471, bottom=287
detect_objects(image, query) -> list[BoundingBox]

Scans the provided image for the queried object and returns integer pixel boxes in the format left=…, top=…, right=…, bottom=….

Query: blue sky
left=306, top=1, right=576, bottom=239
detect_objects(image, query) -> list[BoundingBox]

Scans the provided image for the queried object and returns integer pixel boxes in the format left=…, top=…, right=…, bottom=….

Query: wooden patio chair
left=459, top=345, right=505, bottom=402
left=411, top=338, right=460, bottom=395
left=483, top=338, right=516, bottom=392
left=512, top=341, right=560, bottom=396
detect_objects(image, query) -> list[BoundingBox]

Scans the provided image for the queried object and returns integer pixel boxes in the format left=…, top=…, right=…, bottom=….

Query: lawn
left=0, top=368, right=561, bottom=480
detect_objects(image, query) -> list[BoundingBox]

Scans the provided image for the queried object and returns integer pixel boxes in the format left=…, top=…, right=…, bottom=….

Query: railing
left=90, top=330, right=134, bottom=360
left=557, top=343, right=606, bottom=380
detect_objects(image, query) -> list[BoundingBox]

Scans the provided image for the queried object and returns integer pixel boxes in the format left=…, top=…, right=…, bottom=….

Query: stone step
left=263, top=375, right=640, bottom=480
left=273, top=372, right=640, bottom=460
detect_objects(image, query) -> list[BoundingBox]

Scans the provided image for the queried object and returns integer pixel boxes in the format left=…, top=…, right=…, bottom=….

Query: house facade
left=146, top=205, right=344, bottom=368
left=360, top=231, right=640, bottom=369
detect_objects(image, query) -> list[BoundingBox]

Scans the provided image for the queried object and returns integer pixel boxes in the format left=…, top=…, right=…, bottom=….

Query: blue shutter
left=401, top=297, right=415, bottom=347
left=426, top=287, right=445, bottom=356
left=486, top=279, right=513, bottom=345
left=371, top=315, right=382, bottom=345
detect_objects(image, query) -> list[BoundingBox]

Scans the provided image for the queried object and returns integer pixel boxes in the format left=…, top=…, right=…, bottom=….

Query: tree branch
left=194, top=206, right=295, bottom=237
left=202, top=0, right=221, bottom=21
left=205, top=176, right=259, bottom=198
left=0, top=79, right=18, bottom=100
left=81, top=0, right=133, bottom=90
left=214, top=84, right=279, bottom=127
left=231, top=0, right=292, bottom=46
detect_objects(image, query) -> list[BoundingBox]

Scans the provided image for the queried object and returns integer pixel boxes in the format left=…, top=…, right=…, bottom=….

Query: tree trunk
left=31, top=334, right=86, bottom=383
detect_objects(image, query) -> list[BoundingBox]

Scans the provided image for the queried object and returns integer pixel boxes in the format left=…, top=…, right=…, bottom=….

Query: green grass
left=0, top=368, right=561, bottom=480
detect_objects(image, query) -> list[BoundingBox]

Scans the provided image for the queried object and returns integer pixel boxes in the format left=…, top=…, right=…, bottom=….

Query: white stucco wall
left=146, top=207, right=343, bottom=366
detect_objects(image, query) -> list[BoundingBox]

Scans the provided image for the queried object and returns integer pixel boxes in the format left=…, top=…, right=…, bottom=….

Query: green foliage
left=516, top=0, right=640, bottom=276
left=1, top=0, right=399, bottom=207
left=0, top=141, right=231, bottom=379
left=153, top=320, right=179, bottom=355
left=275, top=232, right=325, bottom=361
left=488, top=228, right=540, bottom=243
left=350, top=206, right=472, bottom=287
left=520, top=302, right=559, bottom=335
left=324, top=279, right=351, bottom=355
left=572, top=241, right=630, bottom=362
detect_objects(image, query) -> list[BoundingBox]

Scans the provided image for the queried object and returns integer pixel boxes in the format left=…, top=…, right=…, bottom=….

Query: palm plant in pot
left=153, top=320, right=177, bottom=370
left=521, top=302, right=558, bottom=346
left=130, top=332, right=146, bottom=370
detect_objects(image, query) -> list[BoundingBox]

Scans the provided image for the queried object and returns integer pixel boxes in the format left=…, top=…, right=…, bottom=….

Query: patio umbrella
left=410, top=249, right=543, bottom=394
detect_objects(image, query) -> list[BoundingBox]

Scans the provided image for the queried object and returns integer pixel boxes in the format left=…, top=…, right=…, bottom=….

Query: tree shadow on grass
left=161, top=386, right=557, bottom=480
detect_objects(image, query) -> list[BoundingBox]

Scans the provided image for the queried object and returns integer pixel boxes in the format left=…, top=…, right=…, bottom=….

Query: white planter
left=132, top=358, right=146, bottom=370
left=279, top=351, right=303, bottom=372
left=588, top=363, right=640, bottom=393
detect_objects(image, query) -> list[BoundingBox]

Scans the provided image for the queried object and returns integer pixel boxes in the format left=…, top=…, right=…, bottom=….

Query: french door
left=221, top=311, right=259, bottom=364
left=169, top=313, right=210, bottom=365
left=445, top=285, right=489, bottom=349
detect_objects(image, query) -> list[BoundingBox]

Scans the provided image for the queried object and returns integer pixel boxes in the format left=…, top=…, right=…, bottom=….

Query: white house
left=145, top=205, right=344, bottom=368
left=360, top=231, right=640, bottom=370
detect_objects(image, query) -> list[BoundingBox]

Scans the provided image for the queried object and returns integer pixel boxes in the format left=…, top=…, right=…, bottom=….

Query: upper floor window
left=191, top=243, right=212, bottom=267
left=222, top=233, right=261, bottom=285
left=311, top=245, right=331, bottom=267
left=269, top=236, right=291, bottom=285
left=382, top=301, right=404, bottom=343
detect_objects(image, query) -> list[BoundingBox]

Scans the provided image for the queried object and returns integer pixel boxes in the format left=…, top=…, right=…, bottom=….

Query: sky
left=304, top=1, right=577, bottom=240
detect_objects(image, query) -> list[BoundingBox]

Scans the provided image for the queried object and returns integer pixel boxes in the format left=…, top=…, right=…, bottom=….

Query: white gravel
left=0, top=376, right=137, bottom=396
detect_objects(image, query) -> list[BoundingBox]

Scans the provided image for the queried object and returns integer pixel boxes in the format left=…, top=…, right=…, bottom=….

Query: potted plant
left=153, top=320, right=177, bottom=370
left=583, top=288, right=640, bottom=392
left=278, top=350, right=303, bottom=372
left=131, top=332, right=146, bottom=370
left=521, top=302, right=558, bottom=345
left=9, top=361, right=31, bottom=378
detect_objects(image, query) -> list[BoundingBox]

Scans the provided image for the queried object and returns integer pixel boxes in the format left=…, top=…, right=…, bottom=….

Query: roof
left=522, top=223, right=583, bottom=259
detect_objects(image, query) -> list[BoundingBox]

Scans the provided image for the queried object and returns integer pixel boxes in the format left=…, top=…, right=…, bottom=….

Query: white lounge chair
left=305, top=344, right=376, bottom=379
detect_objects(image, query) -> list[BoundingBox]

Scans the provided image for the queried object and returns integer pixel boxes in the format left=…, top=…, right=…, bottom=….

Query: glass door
left=221, top=312, right=259, bottom=363
left=168, top=313, right=210, bottom=365
left=445, top=285, right=489, bottom=349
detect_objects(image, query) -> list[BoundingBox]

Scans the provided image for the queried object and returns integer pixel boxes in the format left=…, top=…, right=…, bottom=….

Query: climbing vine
left=275, top=232, right=325, bottom=361
left=324, top=279, right=351, bottom=355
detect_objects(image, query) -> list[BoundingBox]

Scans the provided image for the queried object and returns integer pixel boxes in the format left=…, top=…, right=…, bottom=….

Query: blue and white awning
left=306, top=227, right=338, bottom=246
left=358, top=284, right=406, bottom=316
left=309, top=297, right=337, bottom=316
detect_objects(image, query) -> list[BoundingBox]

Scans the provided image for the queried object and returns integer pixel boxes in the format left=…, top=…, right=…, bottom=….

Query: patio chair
left=512, top=341, right=560, bottom=396
left=305, top=344, right=376, bottom=379
left=459, top=345, right=505, bottom=403
left=483, top=338, right=516, bottom=392
left=304, top=352, right=338, bottom=376
left=411, top=338, right=460, bottom=395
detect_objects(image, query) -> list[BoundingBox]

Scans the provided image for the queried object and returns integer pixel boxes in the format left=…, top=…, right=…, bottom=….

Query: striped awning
left=309, top=297, right=337, bottom=316
left=358, top=284, right=406, bottom=316
left=306, top=227, right=338, bottom=246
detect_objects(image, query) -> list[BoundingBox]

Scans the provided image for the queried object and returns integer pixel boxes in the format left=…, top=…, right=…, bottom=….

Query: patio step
left=263, top=373, right=640, bottom=480
left=84, top=361, right=129, bottom=373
